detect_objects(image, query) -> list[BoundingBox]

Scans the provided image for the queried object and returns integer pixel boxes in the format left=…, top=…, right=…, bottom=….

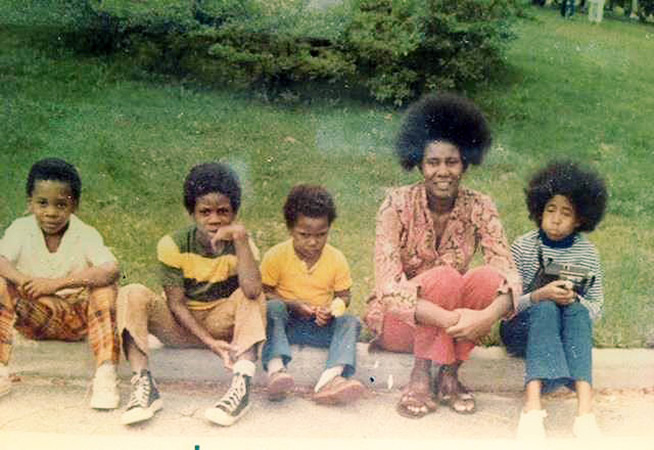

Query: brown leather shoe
left=313, top=376, right=365, bottom=405
left=266, top=370, right=295, bottom=401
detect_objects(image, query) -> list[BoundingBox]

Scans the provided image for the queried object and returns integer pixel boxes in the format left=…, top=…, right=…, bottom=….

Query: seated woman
left=364, top=93, right=520, bottom=418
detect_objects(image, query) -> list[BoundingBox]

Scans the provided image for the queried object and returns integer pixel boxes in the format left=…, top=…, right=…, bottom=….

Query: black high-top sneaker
left=204, top=372, right=251, bottom=426
left=121, top=369, right=163, bottom=425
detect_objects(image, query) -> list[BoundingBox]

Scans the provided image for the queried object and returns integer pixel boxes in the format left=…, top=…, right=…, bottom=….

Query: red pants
left=377, top=265, right=503, bottom=364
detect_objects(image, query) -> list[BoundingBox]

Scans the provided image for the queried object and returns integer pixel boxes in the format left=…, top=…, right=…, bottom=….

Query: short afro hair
left=283, top=184, right=337, bottom=229
left=26, top=158, right=82, bottom=203
left=396, top=93, right=492, bottom=171
left=526, top=160, right=607, bottom=233
left=183, top=162, right=241, bottom=214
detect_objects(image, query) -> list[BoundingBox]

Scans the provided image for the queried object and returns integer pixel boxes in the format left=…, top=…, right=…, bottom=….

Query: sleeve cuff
left=515, top=293, right=533, bottom=314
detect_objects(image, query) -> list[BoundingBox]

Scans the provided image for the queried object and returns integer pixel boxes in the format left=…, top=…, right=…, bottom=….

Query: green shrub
left=71, top=0, right=520, bottom=104
left=345, top=0, right=519, bottom=104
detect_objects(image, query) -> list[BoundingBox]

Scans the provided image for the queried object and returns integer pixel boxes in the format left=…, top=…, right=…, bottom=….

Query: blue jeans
left=261, top=299, right=361, bottom=377
left=500, top=301, right=593, bottom=392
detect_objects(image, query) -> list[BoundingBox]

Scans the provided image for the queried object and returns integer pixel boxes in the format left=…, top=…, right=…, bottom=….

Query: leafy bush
left=72, top=0, right=520, bottom=104
left=346, top=0, right=520, bottom=104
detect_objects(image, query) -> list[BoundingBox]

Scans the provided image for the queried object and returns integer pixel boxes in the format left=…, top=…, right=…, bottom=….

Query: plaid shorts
left=0, top=279, right=119, bottom=367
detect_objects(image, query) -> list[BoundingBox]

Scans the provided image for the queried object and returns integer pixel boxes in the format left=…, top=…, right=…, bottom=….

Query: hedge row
left=74, top=0, right=522, bottom=104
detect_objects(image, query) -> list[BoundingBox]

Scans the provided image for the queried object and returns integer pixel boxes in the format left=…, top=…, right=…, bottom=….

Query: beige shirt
left=0, top=214, right=116, bottom=295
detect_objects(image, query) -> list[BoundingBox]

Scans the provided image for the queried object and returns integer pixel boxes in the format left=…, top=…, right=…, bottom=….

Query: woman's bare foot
left=397, top=358, right=437, bottom=418
left=435, top=362, right=476, bottom=414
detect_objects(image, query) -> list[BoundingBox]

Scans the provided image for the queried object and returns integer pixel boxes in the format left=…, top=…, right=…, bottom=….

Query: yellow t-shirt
left=261, top=239, right=352, bottom=307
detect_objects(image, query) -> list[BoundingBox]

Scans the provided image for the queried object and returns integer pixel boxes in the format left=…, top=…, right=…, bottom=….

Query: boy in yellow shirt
left=261, top=185, right=364, bottom=405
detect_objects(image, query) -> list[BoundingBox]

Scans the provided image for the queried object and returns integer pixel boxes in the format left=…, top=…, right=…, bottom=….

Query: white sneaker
left=573, top=413, right=602, bottom=439
left=90, top=363, right=120, bottom=409
left=516, top=409, right=547, bottom=440
left=0, top=365, right=11, bottom=398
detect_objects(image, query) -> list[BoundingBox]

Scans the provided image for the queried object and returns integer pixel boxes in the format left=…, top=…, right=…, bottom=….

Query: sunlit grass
left=1, top=6, right=652, bottom=346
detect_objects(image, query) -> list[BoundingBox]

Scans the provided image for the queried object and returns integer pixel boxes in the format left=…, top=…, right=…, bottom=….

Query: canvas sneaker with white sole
left=90, top=363, right=120, bottom=409
left=121, top=370, right=163, bottom=425
left=205, top=372, right=252, bottom=427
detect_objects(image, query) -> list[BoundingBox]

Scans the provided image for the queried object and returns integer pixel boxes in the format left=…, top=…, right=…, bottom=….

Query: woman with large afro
left=364, top=93, right=521, bottom=418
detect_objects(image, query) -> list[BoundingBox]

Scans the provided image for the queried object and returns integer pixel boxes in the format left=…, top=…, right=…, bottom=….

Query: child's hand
left=206, top=338, right=239, bottom=370
left=210, top=224, right=248, bottom=250
left=22, top=278, right=62, bottom=300
left=290, top=302, right=315, bottom=321
left=315, top=306, right=332, bottom=327
left=533, top=280, right=576, bottom=305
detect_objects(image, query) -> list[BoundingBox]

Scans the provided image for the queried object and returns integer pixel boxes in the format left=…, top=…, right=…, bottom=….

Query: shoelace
left=126, top=373, right=151, bottom=409
left=216, top=374, right=246, bottom=412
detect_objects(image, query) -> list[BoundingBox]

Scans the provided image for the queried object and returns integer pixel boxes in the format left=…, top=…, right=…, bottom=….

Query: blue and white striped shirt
left=511, top=230, right=604, bottom=321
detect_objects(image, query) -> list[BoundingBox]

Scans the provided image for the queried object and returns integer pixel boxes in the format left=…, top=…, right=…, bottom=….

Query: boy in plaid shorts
left=0, top=158, right=121, bottom=409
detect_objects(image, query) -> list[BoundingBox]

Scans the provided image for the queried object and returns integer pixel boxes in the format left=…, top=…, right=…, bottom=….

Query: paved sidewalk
left=1, top=340, right=653, bottom=449
left=8, top=339, right=654, bottom=390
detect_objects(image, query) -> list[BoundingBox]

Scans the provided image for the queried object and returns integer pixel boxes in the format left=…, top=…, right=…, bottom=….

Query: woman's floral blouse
left=365, top=183, right=521, bottom=336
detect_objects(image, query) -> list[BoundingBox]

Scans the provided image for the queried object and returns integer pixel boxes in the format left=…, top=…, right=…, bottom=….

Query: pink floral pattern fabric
left=365, top=183, right=521, bottom=336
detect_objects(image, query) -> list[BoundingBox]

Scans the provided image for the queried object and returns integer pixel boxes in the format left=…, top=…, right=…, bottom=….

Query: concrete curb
left=10, top=339, right=654, bottom=392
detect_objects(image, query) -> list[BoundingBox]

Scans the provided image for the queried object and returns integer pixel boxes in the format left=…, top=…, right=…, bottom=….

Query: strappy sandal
left=434, top=365, right=476, bottom=415
left=396, top=389, right=438, bottom=419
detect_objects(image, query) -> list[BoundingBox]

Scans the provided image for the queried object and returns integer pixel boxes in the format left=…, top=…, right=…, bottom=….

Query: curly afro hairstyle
left=283, top=184, right=336, bottom=229
left=526, top=160, right=607, bottom=233
left=183, top=162, right=241, bottom=214
left=27, top=158, right=82, bottom=203
left=395, top=93, right=492, bottom=171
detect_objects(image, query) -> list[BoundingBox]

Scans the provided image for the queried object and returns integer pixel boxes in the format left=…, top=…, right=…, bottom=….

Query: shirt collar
left=538, top=228, right=577, bottom=248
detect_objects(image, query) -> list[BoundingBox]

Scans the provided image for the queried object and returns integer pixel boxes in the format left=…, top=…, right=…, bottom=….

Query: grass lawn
left=1, top=6, right=652, bottom=347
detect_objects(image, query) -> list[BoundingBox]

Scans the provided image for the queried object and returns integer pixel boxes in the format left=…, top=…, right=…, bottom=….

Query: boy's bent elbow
left=107, top=261, right=121, bottom=283
left=242, top=285, right=262, bottom=300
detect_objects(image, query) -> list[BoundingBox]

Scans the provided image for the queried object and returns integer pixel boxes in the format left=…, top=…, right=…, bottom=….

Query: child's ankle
left=267, top=357, right=284, bottom=375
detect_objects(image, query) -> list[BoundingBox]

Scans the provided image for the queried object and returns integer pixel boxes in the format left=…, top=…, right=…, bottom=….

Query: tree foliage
left=71, top=0, right=522, bottom=104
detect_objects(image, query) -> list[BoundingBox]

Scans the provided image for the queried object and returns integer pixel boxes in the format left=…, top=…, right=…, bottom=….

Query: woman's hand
left=531, top=280, right=575, bottom=305
left=446, top=308, right=494, bottom=342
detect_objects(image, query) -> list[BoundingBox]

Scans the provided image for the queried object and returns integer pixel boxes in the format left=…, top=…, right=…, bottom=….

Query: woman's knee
left=465, top=266, right=503, bottom=285
left=462, top=266, right=504, bottom=302
left=415, top=265, right=462, bottom=305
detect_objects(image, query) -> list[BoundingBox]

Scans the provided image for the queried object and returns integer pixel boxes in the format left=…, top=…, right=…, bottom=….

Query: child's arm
left=0, top=255, right=119, bottom=300
left=0, top=256, right=31, bottom=289
left=210, top=224, right=261, bottom=300
left=21, top=261, right=120, bottom=300
left=165, top=285, right=238, bottom=368
left=333, top=289, right=351, bottom=307
left=263, top=284, right=315, bottom=320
